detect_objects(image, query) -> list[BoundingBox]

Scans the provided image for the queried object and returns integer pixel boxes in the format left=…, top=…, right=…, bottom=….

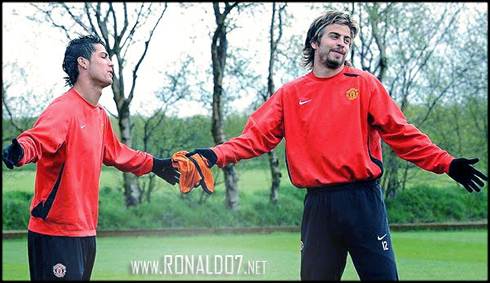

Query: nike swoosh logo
left=81, top=125, right=86, bottom=129
left=377, top=234, right=387, bottom=240
left=299, top=99, right=312, bottom=105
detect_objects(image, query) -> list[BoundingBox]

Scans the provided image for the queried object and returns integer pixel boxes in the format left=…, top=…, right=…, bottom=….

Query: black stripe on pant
left=28, top=230, right=96, bottom=281
left=300, top=180, right=398, bottom=281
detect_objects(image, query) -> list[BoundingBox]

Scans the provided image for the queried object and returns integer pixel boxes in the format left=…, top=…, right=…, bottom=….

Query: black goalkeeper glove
left=152, top=157, right=180, bottom=185
left=448, top=158, right=488, bottom=193
left=2, top=138, right=24, bottom=169
left=186, top=148, right=217, bottom=168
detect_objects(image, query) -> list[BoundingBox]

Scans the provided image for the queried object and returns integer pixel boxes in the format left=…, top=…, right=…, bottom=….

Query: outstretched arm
left=367, top=75, right=487, bottom=192
left=190, top=88, right=285, bottom=168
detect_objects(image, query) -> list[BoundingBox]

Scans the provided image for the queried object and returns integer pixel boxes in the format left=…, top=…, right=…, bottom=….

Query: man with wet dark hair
left=2, top=35, right=180, bottom=280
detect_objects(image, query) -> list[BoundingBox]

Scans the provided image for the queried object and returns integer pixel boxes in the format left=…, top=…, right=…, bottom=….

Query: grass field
left=2, top=230, right=487, bottom=280
left=3, top=166, right=487, bottom=280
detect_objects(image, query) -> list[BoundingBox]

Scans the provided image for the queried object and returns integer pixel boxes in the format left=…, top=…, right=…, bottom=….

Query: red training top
left=16, top=88, right=153, bottom=237
left=211, top=66, right=454, bottom=188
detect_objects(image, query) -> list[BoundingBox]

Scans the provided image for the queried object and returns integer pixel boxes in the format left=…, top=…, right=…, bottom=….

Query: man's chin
left=103, top=80, right=113, bottom=88
left=324, top=59, right=343, bottom=69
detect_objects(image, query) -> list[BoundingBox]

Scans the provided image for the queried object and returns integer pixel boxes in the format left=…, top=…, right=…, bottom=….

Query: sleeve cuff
left=444, top=155, right=455, bottom=174
left=210, top=146, right=224, bottom=168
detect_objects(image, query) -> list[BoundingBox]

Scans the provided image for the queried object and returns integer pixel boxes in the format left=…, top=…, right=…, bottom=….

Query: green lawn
left=2, top=230, right=487, bottom=280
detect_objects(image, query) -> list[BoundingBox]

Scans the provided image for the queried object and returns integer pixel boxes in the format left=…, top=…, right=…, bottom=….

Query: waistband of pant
left=306, top=179, right=379, bottom=194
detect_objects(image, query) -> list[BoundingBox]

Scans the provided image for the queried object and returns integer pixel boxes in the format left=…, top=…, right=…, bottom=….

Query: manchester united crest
left=346, top=88, right=359, bottom=100
left=53, top=263, right=66, bottom=278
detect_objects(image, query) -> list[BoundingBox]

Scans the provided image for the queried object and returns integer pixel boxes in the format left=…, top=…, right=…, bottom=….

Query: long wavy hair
left=302, top=10, right=359, bottom=70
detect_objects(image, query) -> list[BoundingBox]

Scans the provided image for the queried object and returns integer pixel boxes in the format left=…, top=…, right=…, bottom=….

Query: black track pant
left=28, top=230, right=96, bottom=281
left=300, top=180, right=398, bottom=281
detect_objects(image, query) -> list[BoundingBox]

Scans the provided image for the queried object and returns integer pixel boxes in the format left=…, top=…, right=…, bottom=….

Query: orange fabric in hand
left=171, top=150, right=214, bottom=194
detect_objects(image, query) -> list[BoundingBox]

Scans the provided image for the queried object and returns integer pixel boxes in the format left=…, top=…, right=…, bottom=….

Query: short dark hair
left=62, top=35, right=105, bottom=87
left=302, top=10, right=359, bottom=70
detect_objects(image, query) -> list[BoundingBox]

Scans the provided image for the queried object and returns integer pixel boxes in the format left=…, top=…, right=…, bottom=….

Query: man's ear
left=77, top=57, right=88, bottom=70
left=311, top=40, right=319, bottom=50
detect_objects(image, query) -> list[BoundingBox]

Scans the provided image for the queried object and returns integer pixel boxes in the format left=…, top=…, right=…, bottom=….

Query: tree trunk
left=118, top=104, right=141, bottom=207
left=223, top=164, right=239, bottom=209
left=382, top=148, right=400, bottom=200
left=145, top=175, right=156, bottom=203
left=211, top=2, right=239, bottom=210
left=266, top=3, right=284, bottom=204
left=268, top=151, right=281, bottom=203
left=369, top=3, right=388, bottom=82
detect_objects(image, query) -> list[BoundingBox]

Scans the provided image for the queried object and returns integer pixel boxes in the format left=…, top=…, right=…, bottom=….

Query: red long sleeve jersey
left=211, top=67, right=454, bottom=188
left=16, top=88, right=153, bottom=236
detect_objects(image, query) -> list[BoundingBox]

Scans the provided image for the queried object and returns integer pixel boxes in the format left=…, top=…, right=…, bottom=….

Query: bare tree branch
left=2, top=85, right=25, bottom=133
left=128, top=3, right=168, bottom=104
left=84, top=3, right=101, bottom=39
left=121, top=3, right=146, bottom=55
left=30, top=3, right=71, bottom=40
left=415, top=66, right=469, bottom=129
left=60, top=3, right=92, bottom=34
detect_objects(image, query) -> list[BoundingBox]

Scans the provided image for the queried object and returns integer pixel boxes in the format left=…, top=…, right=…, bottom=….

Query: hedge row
left=2, top=184, right=487, bottom=230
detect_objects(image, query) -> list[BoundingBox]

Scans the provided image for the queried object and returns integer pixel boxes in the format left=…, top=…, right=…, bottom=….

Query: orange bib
left=171, top=150, right=214, bottom=194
